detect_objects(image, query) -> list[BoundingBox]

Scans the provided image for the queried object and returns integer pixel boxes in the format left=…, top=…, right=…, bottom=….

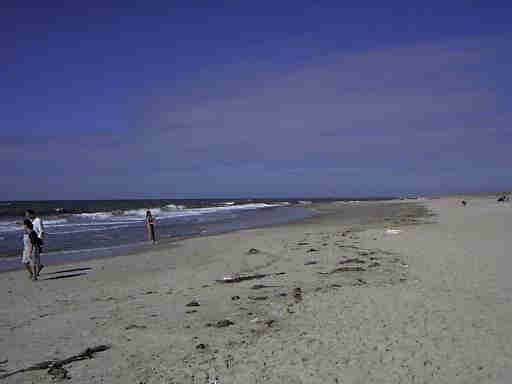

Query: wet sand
left=0, top=198, right=508, bottom=383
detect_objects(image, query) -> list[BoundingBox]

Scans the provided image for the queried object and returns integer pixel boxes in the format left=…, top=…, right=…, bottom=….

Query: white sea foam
left=0, top=202, right=290, bottom=235
left=51, top=220, right=144, bottom=227
left=180, top=203, right=283, bottom=216
left=44, top=219, right=68, bottom=225
left=48, top=225, right=131, bottom=235
left=0, top=220, right=18, bottom=226
left=0, top=227, right=20, bottom=233
left=79, top=212, right=113, bottom=219
left=0, top=203, right=283, bottom=233
left=165, top=204, right=184, bottom=210
left=73, top=203, right=285, bottom=223
left=0, top=221, right=21, bottom=233
left=124, top=208, right=162, bottom=217
left=0, top=218, right=69, bottom=233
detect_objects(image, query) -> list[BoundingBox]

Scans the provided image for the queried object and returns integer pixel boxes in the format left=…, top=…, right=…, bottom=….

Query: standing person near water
left=145, top=210, right=156, bottom=244
left=22, top=219, right=41, bottom=281
left=25, top=209, right=44, bottom=273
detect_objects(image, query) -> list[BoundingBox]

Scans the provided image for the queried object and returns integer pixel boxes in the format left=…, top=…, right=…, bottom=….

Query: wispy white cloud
left=3, top=38, right=510, bottom=198
left=148, top=39, right=503, bottom=165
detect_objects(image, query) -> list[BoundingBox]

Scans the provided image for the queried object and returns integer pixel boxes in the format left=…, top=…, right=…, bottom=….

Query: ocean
left=0, top=197, right=394, bottom=272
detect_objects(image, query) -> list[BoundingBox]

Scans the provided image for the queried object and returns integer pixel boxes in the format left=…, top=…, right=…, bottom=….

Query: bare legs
left=24, top=263, right=34, bottom=280
left=24, top=256, right=40, bottom=281
left=33, top=252, right=40, bottom=280
left=147, top=224, right=156, bottom=244
left=32, top=262, right=38, bottom=281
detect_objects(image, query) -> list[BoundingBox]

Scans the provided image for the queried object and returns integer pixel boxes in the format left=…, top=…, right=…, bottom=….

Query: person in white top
left=26, top=210, right=44, bottom=274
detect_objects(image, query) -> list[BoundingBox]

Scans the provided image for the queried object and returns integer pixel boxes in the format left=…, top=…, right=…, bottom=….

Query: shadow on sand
left=43, top=272, right=88, bottom=280
left=43, top=267, right=92, bottom=275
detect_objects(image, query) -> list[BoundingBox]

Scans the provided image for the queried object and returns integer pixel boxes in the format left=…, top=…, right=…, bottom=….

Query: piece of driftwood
left=216, top=272, right=286, bottom=284
left=216, top=273, right=267, bottom=283
left=337, top=258, right=366, bottom=265
left=251, top=284, right=279, bottom=290
left=0, top=345, right=111, bottom=380
left=248, top=296, right=268, bottom=301
left=317, top=266, right=366, bottom=275
left=125, top=324, right=147, bottom=330
left=330, top=266, right=366, bottom=273
left=214, top=319, right=234, bottom=328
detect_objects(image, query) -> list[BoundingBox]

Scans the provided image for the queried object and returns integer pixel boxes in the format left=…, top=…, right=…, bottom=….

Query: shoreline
left=0, top=197, right=400, bottom=221
left=0, top=205, right=320, bottom=270
left=1, top=198, right=507, bottom=383
left=0, top=200, right=410, bottom=272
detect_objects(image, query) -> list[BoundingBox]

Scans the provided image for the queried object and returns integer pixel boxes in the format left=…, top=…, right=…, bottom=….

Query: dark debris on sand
left=210, top=320, right=235, bottom=328
left=125, top=324, right=147, bottom=330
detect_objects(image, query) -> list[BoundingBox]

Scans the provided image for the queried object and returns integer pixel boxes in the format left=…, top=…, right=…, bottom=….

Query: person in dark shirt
left=21, top=219, right=41, bottom=281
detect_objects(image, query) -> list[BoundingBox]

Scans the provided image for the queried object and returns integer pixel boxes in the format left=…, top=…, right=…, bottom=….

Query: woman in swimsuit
left=145, top=210, right=156, bottom=244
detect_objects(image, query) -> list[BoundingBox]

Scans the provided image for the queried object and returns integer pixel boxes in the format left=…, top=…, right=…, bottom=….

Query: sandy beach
left=0, top=198, right=508, bottom=383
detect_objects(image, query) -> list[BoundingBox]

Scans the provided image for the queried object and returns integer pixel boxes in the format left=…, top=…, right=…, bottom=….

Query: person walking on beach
left=26, top=209, right=44, bottom=273
left=145, top=210, right=156, bottom=244
left=22, top=219, right=41, bottom=281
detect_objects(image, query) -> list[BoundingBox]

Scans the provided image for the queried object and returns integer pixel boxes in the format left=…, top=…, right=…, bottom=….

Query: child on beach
left=145, top=210, right=157, bottom=244
left=22, top=219, right=41, bottom=281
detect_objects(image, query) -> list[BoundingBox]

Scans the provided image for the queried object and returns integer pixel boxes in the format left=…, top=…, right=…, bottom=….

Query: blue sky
left=2, top=2, right=511, bottom=199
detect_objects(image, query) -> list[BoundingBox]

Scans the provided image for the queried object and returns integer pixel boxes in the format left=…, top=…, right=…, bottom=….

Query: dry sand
left=0, top=198, right=509, bottom=383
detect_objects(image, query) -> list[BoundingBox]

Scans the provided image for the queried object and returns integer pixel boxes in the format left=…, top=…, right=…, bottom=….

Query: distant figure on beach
left=145, top=210, right=156, bottom=244
left=461, top=200, right=467, bottom=207
left=22, top=219, right=41, bottom=281
left=25, top=209, right=44, bottom=273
